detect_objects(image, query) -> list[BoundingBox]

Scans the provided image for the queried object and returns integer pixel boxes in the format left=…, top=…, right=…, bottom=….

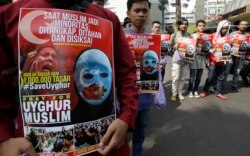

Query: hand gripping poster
left=196, top=33, right=212, bottom=56
left=177, top=37, right=197, bottom=63
left=126, top=34, right=161, bottom=93
left=213, top=36, right=232, bottom=62
left=161, top=34, right=171, bottom=55
left=18, top=8, right=115, bottom=156
left=231, top=34, right=249, bottom=58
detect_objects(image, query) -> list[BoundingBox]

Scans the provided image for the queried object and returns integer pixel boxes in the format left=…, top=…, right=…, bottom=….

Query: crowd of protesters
left=122, top=5, right=250, bottom=102
left=122, top=3, right=250, bottom=154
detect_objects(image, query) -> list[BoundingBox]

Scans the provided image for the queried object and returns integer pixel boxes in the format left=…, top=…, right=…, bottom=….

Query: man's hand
left=98, top=119, right=129, bottom=155
left=0, top=138, right=36, bottom=156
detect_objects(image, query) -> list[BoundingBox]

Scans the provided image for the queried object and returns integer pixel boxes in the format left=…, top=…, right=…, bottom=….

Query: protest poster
left=18, top=8, right=115, bottom=156
left=161, top=34, right=170, bottom=55
left=213, top=36, right=232, bottom=62
left=126, top=34, right=161, bottom=93
left=231, top=34, right=249, bottom=58
left=177, top=37, right=196, bottom=63
left=196, top=33, right=212, bottom=56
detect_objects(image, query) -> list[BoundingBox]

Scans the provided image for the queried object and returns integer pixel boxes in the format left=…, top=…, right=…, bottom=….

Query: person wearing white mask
left=200, top=20, right=231, bottom=100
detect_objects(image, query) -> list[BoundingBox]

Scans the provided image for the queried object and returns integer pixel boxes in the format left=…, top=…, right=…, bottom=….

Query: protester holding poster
left=225, top=20, right=249, bottom=92
left=188, top=20, right=210, bottom=98
left=200, top=20, right=231, bottom=100
left=124, top=0, right=155, bottom=156
left=0, top=1, right=138, bottom=156
left=170, top=17, right=191, bottom=101
left=151, top=20, right=161, bottom=34
left=151, top=20, right=168, bottom=82
left=18, top=8, right=116, bottom=154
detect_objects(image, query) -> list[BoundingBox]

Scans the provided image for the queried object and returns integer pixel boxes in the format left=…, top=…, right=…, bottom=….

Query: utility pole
left=176, top=0, right=181, bottom=22
left=159, top=0, right=167, bottom=31
left=161, top=0, right=165, bottom=31
left=195, top=0, right=205, bottom=21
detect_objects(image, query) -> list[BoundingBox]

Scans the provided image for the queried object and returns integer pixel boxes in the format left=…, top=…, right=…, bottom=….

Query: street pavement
left=137, top=56, right=250, bottom=156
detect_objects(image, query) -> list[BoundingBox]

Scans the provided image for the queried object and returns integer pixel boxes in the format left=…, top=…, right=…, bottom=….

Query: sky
left=105, top=0, right=127, bottom=23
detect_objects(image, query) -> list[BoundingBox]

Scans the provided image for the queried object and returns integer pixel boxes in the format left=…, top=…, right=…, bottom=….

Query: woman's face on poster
left=35, top=47, right=57, bottom=72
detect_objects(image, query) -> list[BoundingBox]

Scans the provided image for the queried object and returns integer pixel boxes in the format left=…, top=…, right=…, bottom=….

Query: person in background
left=170, top=17, right=191, bottom=101
left=124, top=0, right=152, bottom=156
left=0, top=0, right=138, bottom=156
left=151, top=20, right=168, bottom=81
left=123, top=17, right=132, bottom=28
left=151, top=20, right=161, bottom=34
left=225, top=20, right=249, bottom=92
left=165, top=25, right=174, bottom=35
left=188, top=19, right=207, bottom=98
left=200, top=20, right=231, bottom=100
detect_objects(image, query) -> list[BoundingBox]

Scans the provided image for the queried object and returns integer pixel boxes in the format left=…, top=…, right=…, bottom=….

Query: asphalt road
left=137, top=56, right=250, bottom=156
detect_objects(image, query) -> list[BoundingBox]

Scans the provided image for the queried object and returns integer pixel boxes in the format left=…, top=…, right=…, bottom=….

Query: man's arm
left=113, top=21, right=138, bottom=130
left=0, top=5, right=36, bottom=156
left=98, top=11, right=138, bottom=155
left=0, top=138, right=36, bottom=156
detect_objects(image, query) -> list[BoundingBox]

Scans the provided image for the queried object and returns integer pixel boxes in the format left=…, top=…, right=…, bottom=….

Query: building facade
left=204, top=0, right=233, bottom=21
left=223, top=0, right=250, bottom=25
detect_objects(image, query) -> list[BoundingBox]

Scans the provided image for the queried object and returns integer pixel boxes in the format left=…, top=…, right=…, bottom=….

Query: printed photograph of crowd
left=74, top=115, right=115, bottom=150
left=24, top=115, right=115, bottom=154
left=25, top=126, right=74, bottom=153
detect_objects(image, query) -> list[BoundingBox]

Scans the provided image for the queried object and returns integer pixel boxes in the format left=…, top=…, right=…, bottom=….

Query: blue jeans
left=214, top=64, right=228, bottom=94
left=203, top=65, right=216, bottom=93
left=203, top=64, right=227, bottom=94
left=188, top=69, right=203, bottom=92
left=132, top=107, right=151, bottom=156
left=240, top=62, right=250, bottom=83
left=225, top=57, right=244, bottom=88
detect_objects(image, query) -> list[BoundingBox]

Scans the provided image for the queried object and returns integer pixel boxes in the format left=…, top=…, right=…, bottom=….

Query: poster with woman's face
left=18, top=8, right=115, bottom=155
left=126, top=34, right=161, bottom=93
